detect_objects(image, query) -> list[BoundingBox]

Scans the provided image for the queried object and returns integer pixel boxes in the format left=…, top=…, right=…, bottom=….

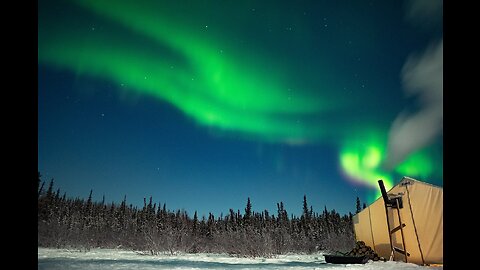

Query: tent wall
left=368, top=198, right=393, bottom=258
left=353, top=177, right=443, bottom=265
left=404, top=179, right=443, bottom=264
left=352, top=207, right=373, bottom=246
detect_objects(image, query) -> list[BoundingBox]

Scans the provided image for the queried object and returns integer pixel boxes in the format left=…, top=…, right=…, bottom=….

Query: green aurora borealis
left=339, top=130, right=441, bottom=201
left=39, top=0, right=442, bottom=204
left=40, top=0, right=340, bottom=143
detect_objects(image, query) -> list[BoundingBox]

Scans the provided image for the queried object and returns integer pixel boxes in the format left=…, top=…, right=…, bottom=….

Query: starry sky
left=38, top=0, right=443, bottom=218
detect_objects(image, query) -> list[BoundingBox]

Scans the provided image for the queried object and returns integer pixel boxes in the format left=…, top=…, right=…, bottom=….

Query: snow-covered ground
left=38, top=248, right=442, bottom=270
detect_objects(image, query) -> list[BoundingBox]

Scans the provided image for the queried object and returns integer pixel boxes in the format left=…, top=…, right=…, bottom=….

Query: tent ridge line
left=401, top=176, right=443, bottom=190
left=353, top=176, right=440, bottom=219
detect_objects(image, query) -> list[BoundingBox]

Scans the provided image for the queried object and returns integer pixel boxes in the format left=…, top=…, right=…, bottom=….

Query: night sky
left=38, top=0, right=443, bottom=218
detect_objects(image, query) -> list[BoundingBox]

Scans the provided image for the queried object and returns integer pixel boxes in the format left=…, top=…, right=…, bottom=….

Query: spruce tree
left=356, top=197, right=361, bottom=213
left=244, top=197, right=252, bottom=222
left=46, top=178, right=54, bottom=200
left=38, top=172, right=45, bottom=198
left=302, top=195, right=309, bottom=220
left=192, top=211, right=198, bottom=235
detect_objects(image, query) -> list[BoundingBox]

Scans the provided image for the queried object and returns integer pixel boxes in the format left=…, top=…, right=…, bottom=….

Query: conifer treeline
left=38, top=173, right=356, bottom=257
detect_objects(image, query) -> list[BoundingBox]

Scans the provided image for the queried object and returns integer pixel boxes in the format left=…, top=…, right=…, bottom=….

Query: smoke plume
left=404, top=0, right=443, bottom=29
left=384, top=40, right=443, bottom=169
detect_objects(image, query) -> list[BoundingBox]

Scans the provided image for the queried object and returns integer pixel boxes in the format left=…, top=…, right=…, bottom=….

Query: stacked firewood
left=348, top=241, right=386, bottom=261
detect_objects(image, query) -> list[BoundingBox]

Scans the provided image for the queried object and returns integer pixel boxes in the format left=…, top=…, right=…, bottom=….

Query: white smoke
left=404, top=0, right=443, bottom=28
left=384, top=40, right=443, bottom=169
left=383, top=0, right=443, bottom=170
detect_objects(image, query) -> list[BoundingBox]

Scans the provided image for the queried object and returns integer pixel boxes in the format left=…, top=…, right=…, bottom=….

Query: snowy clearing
left=38, top=248, right=442, bottom=270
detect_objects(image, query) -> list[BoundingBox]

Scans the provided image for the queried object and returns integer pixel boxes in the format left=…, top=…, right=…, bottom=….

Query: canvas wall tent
left=352, top=176, right=443, bottom=265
